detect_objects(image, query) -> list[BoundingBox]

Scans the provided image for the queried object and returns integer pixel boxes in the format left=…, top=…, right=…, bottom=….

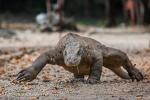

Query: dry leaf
left=20, top=63, right=28, bottom=69
left=10, top=58, right=19, bottom=64
left=0, top=68, right=5, bottom=75
left=0, top=59, right=5, bottom=67
left=23, top=86, right=32, bottom=90
left=0, top=86, right=5, bottom=94
left=22, top=54, right=33, bottom=62
left=29, top=96, right=39, bottom=100
left=136, top=95, right=143, bottom=100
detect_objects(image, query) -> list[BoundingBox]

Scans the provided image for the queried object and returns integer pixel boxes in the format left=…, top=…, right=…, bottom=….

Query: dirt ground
left=0, top=29, right=150, bottom=100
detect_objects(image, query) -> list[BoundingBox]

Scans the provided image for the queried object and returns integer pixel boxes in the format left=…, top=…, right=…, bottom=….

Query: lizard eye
left=77, top=48, right=84, bottom=55
left=77, top=50, right=81, bottom=55
left=64, top=51, right=67, bottom=55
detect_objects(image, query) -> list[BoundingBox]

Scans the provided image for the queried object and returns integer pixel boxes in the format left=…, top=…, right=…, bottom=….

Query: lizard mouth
left=64, top=58, right=81, bottom=67
left=66, top=63, right=78, bottom=67
left=65, top=62, right=80, bottom=67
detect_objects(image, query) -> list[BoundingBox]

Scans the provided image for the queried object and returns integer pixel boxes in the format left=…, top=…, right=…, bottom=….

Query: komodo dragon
left=16, top=33, right=143, bottom=84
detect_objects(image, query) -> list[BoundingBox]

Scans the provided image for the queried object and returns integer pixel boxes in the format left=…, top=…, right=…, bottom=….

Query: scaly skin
left=17, top=33, right=143, bottom=84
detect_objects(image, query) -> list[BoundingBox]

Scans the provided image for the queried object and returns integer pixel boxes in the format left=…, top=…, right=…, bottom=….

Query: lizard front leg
left=86, top=51, right=103, bottom=84
left=16, top=49, right=57, bottom=82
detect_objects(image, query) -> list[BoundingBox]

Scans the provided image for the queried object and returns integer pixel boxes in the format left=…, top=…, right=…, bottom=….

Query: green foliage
left=0, top=0, right=106, bottom=17
left=64, top=0, right=105, bottom=17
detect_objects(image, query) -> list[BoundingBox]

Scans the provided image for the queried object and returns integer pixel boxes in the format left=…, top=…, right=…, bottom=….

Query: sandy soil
left=0, top=29, right=149, bottom=51
left=0, top=30, right=150, bottom=100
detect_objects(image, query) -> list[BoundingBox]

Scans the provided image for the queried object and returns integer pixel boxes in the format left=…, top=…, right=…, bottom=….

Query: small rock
left=136, top=95, right=143, bottom=100
left=29, top=96, right=39, bottom=100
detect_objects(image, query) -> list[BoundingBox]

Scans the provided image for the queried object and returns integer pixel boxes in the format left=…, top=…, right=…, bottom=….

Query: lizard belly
left=64, top=65, right=91, bottom=75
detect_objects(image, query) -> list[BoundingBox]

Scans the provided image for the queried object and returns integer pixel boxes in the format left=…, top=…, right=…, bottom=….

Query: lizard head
left=63, top=40, right=84, bottom=67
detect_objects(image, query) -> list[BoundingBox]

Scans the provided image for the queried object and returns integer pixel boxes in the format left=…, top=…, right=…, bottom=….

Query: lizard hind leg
left=121, top=54, right=143, bottom=81
left=111, top=67, right=130, bottom=79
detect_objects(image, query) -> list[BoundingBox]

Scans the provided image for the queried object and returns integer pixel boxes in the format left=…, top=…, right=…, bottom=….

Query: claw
left=85, top=78, right=99, bottom=84
left=16, top=68, right=36, bottom=82
left=16, top=74, right=26, bottom=81
left=137, top=72, right=144, bottom=81
left=131, top=76, right=136, bottom=82
left=20, top=77, right=26, bottom=82
left=16, top=73, right=25, bottom=81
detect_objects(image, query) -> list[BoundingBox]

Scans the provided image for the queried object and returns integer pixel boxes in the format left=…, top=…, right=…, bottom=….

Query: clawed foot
left=85, top=77, right=100, bottom=84
left=129, top=68, right=144, bottom=81
left=16, top=68, right=36, bottom=82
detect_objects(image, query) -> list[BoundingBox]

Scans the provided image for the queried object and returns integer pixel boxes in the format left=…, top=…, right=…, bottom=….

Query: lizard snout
left=65, top=58, right=80, bottom=67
